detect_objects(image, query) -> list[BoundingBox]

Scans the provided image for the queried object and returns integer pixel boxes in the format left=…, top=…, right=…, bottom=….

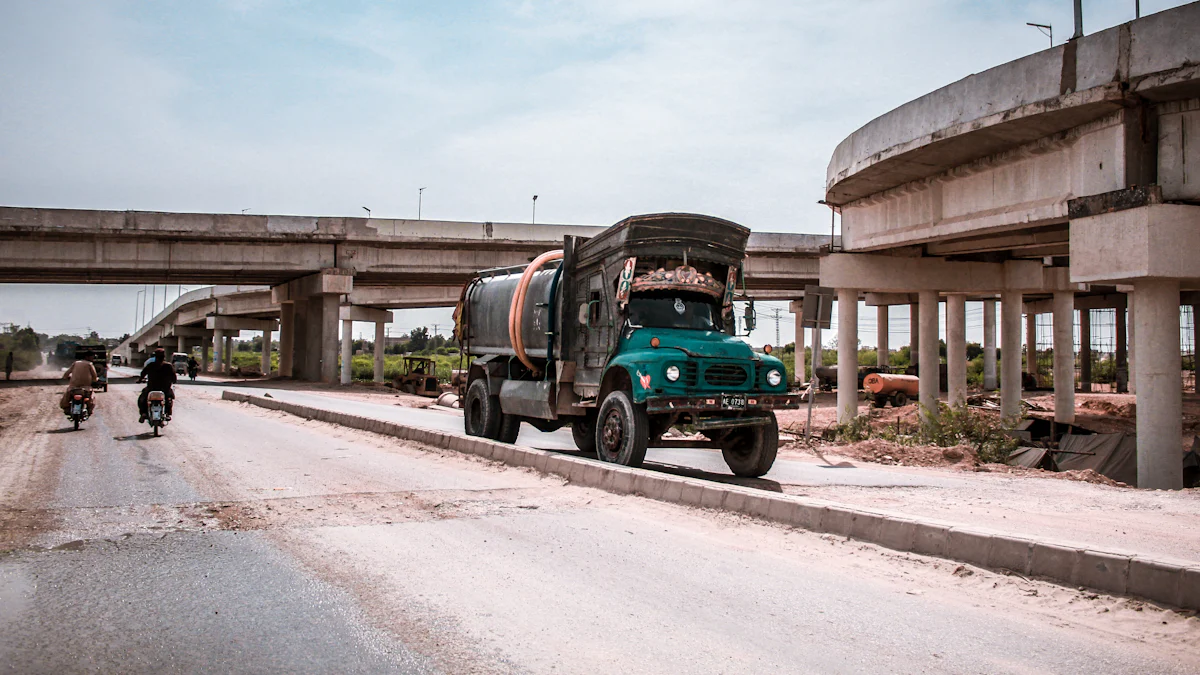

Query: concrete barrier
left=222, top=390, right=1200, bottom=611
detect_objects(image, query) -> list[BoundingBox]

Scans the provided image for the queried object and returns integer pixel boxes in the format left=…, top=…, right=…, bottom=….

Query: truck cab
left=457, top=213, right=800, bottom=477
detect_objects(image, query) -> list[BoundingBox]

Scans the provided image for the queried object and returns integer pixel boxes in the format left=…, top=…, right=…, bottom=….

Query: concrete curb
left=223, top=390, right=1200, bottom=612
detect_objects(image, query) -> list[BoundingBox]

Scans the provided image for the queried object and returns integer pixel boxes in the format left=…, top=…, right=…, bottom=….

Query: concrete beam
left=820, top=254, right=1061, bottom=293
left=864, top=292, right=919, bottom=307
left=162, top=325, right=213, bottom=338
left=206, top=316, right=278, bottom=331
left=272, top=268, right=354, bottom=302
left=339, top=305, right=394, bottom=323
left=1071, top=204, right=1200, bottom=284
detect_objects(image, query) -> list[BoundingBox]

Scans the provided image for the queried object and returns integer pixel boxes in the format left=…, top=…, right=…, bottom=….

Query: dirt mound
left=833, top=438, right=976, bottom=468
left=1080, top=398, right=1135, bottom=418
left=976, top=463, right=1127, bottom=487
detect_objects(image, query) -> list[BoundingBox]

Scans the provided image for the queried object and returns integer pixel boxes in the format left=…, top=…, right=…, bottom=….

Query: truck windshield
left=628, top=292, right=723, bottom=331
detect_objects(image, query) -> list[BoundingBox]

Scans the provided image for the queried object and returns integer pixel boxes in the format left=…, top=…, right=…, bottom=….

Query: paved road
left=224, top=383, right=970, bottom=490
left=2, top=380, right=1196, bottom=673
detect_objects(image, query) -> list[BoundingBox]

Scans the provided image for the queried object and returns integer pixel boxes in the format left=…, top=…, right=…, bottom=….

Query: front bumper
left=645, top=392, right=802, bottom=414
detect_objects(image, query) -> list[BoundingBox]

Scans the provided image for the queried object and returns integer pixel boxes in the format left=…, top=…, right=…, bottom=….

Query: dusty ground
left=4, top=381, right=1198, bottom=673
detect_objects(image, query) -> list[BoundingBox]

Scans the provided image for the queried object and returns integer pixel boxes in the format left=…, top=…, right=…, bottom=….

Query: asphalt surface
left=228, top=383, right=969, bottom=490
left=1, top=378, right=1197, bottom=673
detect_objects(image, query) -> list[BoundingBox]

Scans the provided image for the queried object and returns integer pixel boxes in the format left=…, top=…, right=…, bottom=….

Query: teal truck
left=454, top=213, right=799, bottom=477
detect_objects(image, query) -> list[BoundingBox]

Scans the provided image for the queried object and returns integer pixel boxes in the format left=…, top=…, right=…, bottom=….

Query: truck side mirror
left=743, top=302, right=757, bottom=335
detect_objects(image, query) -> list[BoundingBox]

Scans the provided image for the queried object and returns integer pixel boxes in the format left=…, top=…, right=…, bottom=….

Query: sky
left=0, top=0, right=1187, bottom=347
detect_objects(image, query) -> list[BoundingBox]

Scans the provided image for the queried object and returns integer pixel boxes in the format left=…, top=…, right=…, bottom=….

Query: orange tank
left=862, top=372, right=920, bottom=396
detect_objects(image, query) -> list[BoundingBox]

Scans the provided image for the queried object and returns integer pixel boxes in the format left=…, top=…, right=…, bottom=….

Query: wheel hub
left=601, top=411, right=624, bottom=454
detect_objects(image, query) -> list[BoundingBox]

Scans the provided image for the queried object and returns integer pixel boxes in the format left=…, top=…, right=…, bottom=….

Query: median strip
left=222, top=390, right=1200, bottom=612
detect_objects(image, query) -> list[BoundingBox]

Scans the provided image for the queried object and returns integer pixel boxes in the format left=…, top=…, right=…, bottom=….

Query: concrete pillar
left=261, top=329, right=272, bottom=376
left=1128, top=292, right=1136, bottom=395
left=947, top=294, right=967, bottom=407
left=1116, top=295, right=1128, bottom=393
left=1079, top=309, right=1092, bottom=393
left=223, top=335, right=233, bottom=373
left=374, top=322, right=386, bottom=383
left=909, top=302, right=920, bottom=367
left=177, top=335, right=185, bottom=354
left=1025, top=311, right=1038, bottom=380
left=1052, top=292, right=1075, bottom=424
left=279, top=302, right=294, bottom=378
left=983, top=299, right=997, bottom=391
left=793, top=312, right=805, bottom=383
left=837, top=288, right=859, bottom=423
left=201, top=335, right=211, bottom=373
left=320, top=294, right=340, bottom=384
left=341, top=319, right=354, bottom=385
left=1132, top=278, right=1183, bottom=490
left=213, top=329, right=226, bottom=374
left=876, top=305, right=889, bottom=368
left=1000, top=292, right=1023, bottom=419
left=918, top=291, right=940, bottom=421
left=1194, top=304, right=1200, bottom=394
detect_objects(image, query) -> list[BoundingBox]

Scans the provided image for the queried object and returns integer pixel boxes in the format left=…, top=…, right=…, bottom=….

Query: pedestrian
left=5, top=350, right=12, bottom=381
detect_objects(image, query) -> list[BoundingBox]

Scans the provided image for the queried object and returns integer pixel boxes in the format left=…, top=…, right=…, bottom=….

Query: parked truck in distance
left=454, top=213, right=800, bottom=477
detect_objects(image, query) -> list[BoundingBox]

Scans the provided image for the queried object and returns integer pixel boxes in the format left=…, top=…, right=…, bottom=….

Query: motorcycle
left=146, top=390, right=168, bottom=436
left=66, top=389, right=91, bottom=430
left=187, top=365, right=199, bottom=382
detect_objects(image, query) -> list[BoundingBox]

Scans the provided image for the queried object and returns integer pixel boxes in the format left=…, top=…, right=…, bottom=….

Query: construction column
left=1133, top=279, right=1183, bottom=489
left=1052, top=292, right=1075, bottom=424
left=876, top=305, right=889, bottom=368
left=1025, top=310, right=1038, bottom=383
left=340, top=319, right=354, bottom=385
left=946, top=294, right=966, bottom=407
left=918, top=291, right=939, bottom=421
left=261, top=327, right=273, bottom=376
left=213, top=329, right=226, bottom=374
left=1000, top=292, right=1023, bottom=419
left=1079, top=309, right=1091, bottom=393
left=982, top=299, right=997, bottom=390
left=272, top=270, right=354, bottom=383
left=836, top=288, right=858, bottom=423
left=374, top=322, right=386, bottom=384
left=278, top=302, right=294, bottom=378
left=909, top=302, right=920, bottom=367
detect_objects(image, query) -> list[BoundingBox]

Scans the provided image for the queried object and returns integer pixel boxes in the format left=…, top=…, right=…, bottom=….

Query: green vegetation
left=1, top=326, right=42, bottom=371
left=832, top=402, right=1020, bottom=465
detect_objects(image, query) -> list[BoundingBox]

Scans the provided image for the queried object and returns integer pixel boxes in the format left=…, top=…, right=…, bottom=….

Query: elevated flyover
left=818, top=2, right=1200, bottom=489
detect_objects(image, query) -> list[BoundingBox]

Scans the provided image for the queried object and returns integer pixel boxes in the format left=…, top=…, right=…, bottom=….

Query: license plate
left=721, top=394, right=747, bottom=409
left=71, top=405, right=82, bottom=415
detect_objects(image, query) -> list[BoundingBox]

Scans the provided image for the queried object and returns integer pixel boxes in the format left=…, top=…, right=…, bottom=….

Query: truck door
left=573, top=272, right=610, bottom=396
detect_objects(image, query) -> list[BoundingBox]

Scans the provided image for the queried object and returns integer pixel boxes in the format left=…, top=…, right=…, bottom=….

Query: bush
left=916, top=402, right=1019, bottom=464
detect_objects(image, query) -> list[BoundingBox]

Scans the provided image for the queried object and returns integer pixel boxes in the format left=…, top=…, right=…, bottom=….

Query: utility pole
left=771, top=307, right=782, bottom=346
left=1071, top=0, right=1083, bottom=40
left=532, top=195, right=538, bottom=225
left=419, top=187, right=426, bottom=220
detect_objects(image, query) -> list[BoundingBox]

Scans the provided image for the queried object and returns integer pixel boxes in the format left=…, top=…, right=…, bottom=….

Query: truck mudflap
left=644, top=393, right=802, bottom=414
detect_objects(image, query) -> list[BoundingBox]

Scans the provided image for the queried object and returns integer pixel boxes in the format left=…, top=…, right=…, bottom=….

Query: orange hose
left=509, top=249, right=563, bottom=375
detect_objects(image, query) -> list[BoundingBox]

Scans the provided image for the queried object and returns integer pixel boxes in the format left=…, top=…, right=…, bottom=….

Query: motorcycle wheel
left=153, top=425, right=159, bottom=437
left=73, top=418, right=79, bottom=430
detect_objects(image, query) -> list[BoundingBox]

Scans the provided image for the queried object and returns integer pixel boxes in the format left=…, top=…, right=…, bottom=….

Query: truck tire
left=465, top=378, right=502, bottom=439
left=595, top=390, right=648, bottom=468
left=720, top=414, right=778, bottom=478
left=891, top=392, right=909, bottom=407
left=571, top=415, right=597, bottom=455
left=497, top=414, right=521, bottom=444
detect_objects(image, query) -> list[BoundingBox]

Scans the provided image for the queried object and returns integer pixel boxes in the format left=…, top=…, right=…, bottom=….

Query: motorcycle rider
left=186, top=355, right=200, bottom=379
left=60, top=355, right=98, bottom=415
left=138, top=347, right=177, bottom=422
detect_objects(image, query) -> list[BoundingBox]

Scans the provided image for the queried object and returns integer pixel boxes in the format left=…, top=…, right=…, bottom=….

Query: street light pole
left=532, top=195, right=538, bottom=225
left=1027, top=22, right=1052, bottom=48
left=418, top=187, right=426, bottom=220
left=362, top=206, right=371, bottom=218
left=135, top=289, right=145, bottom=330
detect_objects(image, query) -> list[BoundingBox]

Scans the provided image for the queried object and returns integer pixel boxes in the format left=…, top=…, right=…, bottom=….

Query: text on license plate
left=721, top=394, right=747, bottom=409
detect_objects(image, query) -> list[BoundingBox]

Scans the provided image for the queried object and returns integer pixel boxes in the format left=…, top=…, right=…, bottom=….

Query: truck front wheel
left=595, top=390, right=648, bottom=468
left=465, top=378, right=502, bottom=439
left=720, top=414, right=778, bottom=478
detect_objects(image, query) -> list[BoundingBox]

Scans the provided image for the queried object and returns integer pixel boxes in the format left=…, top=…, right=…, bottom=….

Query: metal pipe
left=508, top=249, right=563, bottom=375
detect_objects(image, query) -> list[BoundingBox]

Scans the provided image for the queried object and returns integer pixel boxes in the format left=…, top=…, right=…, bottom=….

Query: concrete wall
left=1158, top=98, right=1200, bottom=202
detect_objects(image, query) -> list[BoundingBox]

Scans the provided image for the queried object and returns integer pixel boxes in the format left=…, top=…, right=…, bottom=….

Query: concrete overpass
left=817, top=2, right=1200, bottom=489
left=46, top=209, right=824, bottom=382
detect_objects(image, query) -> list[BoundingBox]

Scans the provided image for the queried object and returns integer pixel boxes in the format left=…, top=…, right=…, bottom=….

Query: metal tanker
left=455, top=213, right=802, bottom=477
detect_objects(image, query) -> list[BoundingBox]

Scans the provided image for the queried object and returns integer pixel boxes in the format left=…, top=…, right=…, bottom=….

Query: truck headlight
left=665, top=365, right=680, bottom=382
left=766, top=369, right=782, bottom=387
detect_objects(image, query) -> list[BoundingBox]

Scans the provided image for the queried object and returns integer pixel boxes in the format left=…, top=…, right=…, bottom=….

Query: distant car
left=172, top=353, right=189, bottom=375
left=111, top=354, right=122, bottom=366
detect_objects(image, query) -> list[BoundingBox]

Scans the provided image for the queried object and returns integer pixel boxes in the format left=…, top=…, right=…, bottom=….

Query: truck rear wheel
left=571, top=414, right=597, bottom=455
left=891, top=392, right=909, bottom=407
left=497, top=414, right=521, bottom=444
left=596, top=390, right=648, bottom=468
left=720, top=414, right=778, bottom=478
left=465, top=378, right=502, bottom=439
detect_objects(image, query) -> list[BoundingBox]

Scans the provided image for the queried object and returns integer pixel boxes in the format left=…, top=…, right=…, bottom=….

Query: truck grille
left=682, top=362, right=698, bottom=387
left=704, top=363, right=748, bottom=387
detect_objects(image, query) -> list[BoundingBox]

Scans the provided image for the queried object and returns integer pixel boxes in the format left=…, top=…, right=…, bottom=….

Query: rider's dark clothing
left=139, top=360, right=177, bottom=418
